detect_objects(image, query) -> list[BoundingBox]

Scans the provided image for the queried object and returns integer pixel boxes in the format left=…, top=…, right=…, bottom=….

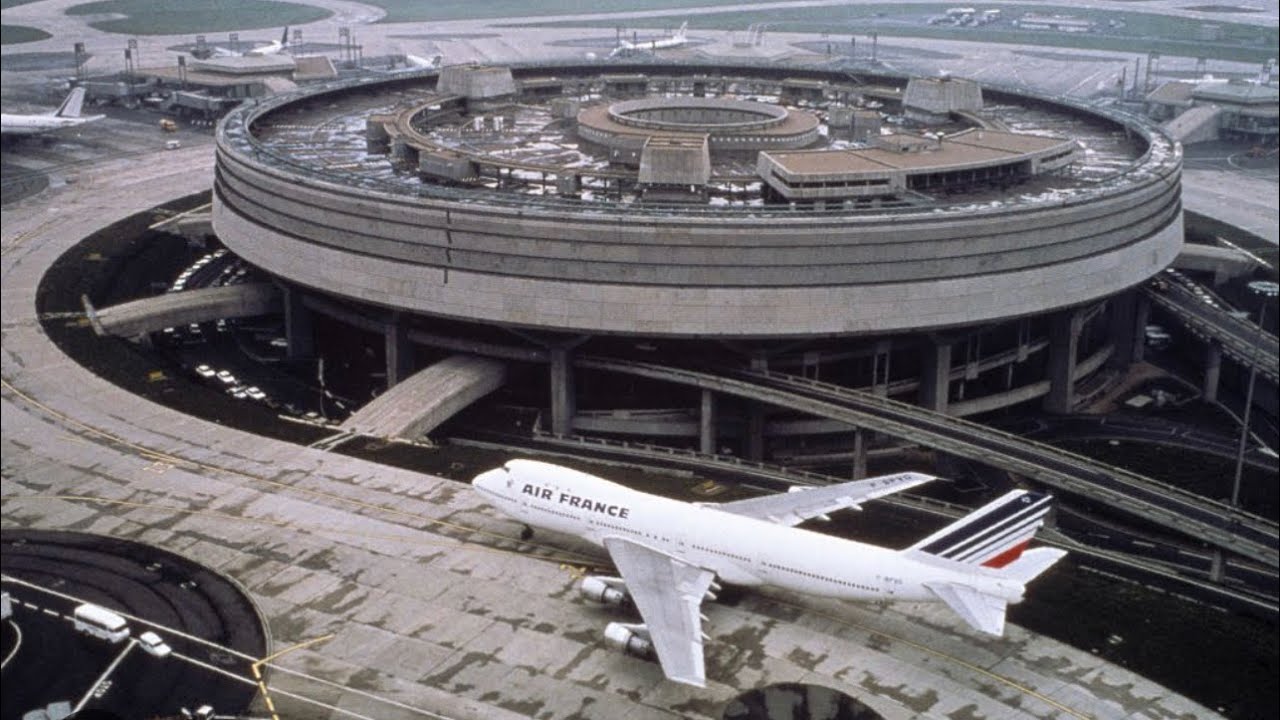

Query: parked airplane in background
left=404, top=52, right=443, bottom=69
left=1, top=87, right=104, bottom=137
left=473, top=459, right=1065, bottom=687
left=609, top=21, right=690, bottom=57
left=214, top=27, right=292, bottom=57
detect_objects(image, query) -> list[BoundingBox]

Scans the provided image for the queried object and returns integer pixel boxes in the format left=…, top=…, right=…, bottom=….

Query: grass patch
left=65, top=0, right=330, bottom=36
left=515, top=3, right=1276, bottom=64
left=364, top=0, right=779, bottom=24
left=0, top=23, right=50, bottom=44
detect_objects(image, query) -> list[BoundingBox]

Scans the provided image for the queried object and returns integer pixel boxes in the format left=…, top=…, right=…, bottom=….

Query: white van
left=73, top=603, right=130, bottom=643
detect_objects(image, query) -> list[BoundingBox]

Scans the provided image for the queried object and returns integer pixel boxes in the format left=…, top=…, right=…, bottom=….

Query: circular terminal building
left=212, top=62, right=1182, bottom=453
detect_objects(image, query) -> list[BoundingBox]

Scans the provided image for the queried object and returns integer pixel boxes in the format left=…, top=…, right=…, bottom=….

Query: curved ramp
left=88, top=282, right=280, bottom=337
left=1174, top=243, right=1257, bottom=282
left=339, top=354, right=506, bottom=439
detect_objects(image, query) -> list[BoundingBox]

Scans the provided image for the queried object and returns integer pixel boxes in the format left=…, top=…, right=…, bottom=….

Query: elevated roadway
left=339, top=354, right=506, bottom=439
left=86, top=282, right=281, bottom=339
left=1144, top=285, right=1279, bottom=384
left=575, top=357, right=1279, bottom=567
left=1174, top=243, right=1259, bottom=283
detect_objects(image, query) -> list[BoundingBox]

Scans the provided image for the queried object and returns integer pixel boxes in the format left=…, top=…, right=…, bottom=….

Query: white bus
left=73, top=603, right=130, bottom=643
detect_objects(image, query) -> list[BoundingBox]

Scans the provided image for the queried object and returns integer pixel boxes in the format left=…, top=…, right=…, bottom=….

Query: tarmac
left=2, top=4, right=1273, bottom=718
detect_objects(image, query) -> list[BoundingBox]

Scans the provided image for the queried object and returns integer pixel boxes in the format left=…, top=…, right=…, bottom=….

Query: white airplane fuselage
left=474, top=463, right=1024, bottom=606
left=0, top=114, right=92, bottom=135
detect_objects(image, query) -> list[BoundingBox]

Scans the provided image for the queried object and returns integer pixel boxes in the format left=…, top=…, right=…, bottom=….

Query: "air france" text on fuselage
left=522, top=484, right=631, bottom=518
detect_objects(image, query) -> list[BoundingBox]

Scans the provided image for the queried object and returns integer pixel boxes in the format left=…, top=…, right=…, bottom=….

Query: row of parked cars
left=194, top=364, right=268, bottom=401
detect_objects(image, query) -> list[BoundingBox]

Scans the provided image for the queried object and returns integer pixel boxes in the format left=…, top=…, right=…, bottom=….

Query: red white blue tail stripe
left=907, top=490, right=1052, bottom=568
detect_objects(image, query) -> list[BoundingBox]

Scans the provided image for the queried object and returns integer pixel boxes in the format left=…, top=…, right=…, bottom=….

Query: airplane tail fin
left=55, top=87, right=87, bottom=118
left=909, top=491, right=1063, bottom=637
left=922, top=547, right=1066, bottom=636
left=677, top=21, right=688, bottom=40
left=905, top=489, right=1053, bottom=568
left=282, top=27, right=290, bottom=46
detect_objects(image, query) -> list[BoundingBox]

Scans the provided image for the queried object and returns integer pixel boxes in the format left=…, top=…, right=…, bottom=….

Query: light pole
left=1230, top=280, right=1278, bottom=508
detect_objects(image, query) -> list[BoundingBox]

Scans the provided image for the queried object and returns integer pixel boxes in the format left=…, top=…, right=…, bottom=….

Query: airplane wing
left=602, top=536, right=716, bottom=687
left=710, top=472, right=934, bottom=526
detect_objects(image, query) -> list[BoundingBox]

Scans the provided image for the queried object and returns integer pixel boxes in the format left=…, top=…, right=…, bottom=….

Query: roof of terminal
left=764, top=129, right=1073, bottom=176
left=236, top=66, right=1163, bottom=211
left=1191, top=80, right=1279, bottom=105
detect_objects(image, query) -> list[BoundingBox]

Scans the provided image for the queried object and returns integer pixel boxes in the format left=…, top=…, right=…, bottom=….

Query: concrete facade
left=213, top=140, right=1181, bottom=336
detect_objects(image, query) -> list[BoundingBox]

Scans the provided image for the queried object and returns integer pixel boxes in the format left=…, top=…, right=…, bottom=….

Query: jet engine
left=604, top=622, right=654, bottom=659
left=579, top=576, right=629, bottom=606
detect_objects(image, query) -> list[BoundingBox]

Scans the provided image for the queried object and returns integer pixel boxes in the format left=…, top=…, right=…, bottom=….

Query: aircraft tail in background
left=54, top=87, right=87, bottom=118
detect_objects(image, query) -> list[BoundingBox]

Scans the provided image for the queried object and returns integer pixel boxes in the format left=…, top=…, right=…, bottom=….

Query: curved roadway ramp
left=1144, top=285, right=1279, bottom=385
left=575, top=357, right=1280, bottom=567
left=338, top=354, right=506, bottom=439
left=85, top=282, right=281, bottom=338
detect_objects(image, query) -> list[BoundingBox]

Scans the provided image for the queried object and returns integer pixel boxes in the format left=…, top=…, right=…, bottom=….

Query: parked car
left=138, top=630, right=172, bottom=658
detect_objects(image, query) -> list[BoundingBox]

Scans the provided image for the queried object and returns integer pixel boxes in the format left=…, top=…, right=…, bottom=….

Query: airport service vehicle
left=473, top=459, right=1065, bottom=687
left=1, top=88, right=104, bottom=137
left=138, top=630, right=172, bottom=658
left=73, top=603, right=129, bottom=643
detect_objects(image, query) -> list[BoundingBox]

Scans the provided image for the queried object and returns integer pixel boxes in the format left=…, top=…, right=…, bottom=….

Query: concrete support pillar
left=384, top=314, right=413, bottom=388
left=872, top=340, right=892, bottom=397
left=1107, top=291, right=1141, bottom=370
left=964, top=335, right=980, bottom=380
left=745, top=352, right=768, bottom=460
left=802, top=351, right=820, bottom=380
left=283, top=285, right=314, bottom=361
left=850, top=428, right=867, bottom=480
left=1209, top=549, right=1225, bottom=583
left=1044, top=308, right=1084, bottom=414
left=549, top=346, right=576, bottom=436
left=1015, top=318, right=1030, bottom=362
left=699, top=389, right=716, bottom=455
left=1133, top=294, right=1151, bottom=364
left=745, top=407, right=766, bottom=461
left=919, top=339, right=952, bottom=413
left=1203, top=342, right=1222, bottom=403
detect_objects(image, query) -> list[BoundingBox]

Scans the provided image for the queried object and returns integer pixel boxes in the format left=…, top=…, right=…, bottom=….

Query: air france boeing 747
left=473, top=459, right=1065, bottom=687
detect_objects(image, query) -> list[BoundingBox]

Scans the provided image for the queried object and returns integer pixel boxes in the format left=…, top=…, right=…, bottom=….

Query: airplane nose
left=471, top=467, right=505, bottom=494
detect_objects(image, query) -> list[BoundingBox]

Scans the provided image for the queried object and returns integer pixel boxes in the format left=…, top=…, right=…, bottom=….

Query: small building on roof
left=757, top=128, right=1079, bottom=202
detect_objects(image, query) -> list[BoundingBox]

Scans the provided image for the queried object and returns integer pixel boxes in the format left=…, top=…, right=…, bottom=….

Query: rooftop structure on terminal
left=758, top=128, right=1079, bottom=201
left=275, top=66, right=1144, bottom=214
